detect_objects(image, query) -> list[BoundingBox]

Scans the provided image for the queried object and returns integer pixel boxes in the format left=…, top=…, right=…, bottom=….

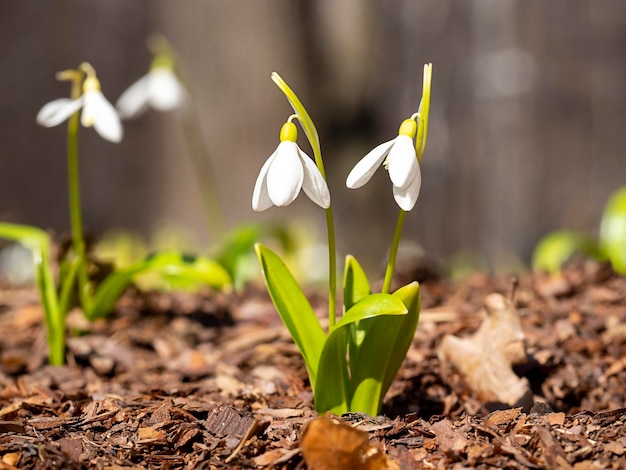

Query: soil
left=0, top=258, right=625, bottom=469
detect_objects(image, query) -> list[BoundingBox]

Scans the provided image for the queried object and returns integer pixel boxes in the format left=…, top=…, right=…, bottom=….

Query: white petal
left=83, top=91, right=123, bottom=143
left=392, top=164, right=422, bottom=211
left=148, top=68, right=186, bottom=111
left=252, top=148, right=279, bottom=211
left=116, top=74, right=151, bottom=119
left=387, top=135, right=418, bottom=189
left=267, top=141, right=304, bottom=207
left=298, top=147, right=331, bottom=208
left=346, top=138, right=396, bottom=188
left=36, top=98, right=83, bottom=127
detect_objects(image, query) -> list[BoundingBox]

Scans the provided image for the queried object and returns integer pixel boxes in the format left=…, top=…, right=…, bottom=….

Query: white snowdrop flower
left=37, top=72, right=123, bottom=143
left=252, top=119, right=330, bottom=211
left=346, top=116, right=421, bottom=211
left=116, top=60, right=185, bottom=119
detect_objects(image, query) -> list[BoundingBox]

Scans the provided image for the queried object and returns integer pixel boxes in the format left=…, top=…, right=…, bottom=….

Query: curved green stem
left=180, top=104, right=225, bottom=240
left=381, top=210, right=406, bottom=294
left=271, top=73, right=337, bottom=329
left=324, top=207, right=337, bottom=328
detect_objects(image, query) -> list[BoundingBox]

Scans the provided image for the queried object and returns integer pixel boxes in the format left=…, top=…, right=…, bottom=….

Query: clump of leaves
left=532, top=186, right=626, bottom=275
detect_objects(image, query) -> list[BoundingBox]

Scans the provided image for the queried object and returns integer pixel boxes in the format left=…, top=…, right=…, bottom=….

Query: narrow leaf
left=349, top=282, right=420, bottom=416
left=314, top=326, right=350, bottom=414
left=255, top=243, right=325, bottom=388
left=88, top=251, right=232, bottom=320
left=333, top=293, right=407, bottom=332
left=0, top=223, right=64, bottom=364
left=416, top=64, right=432, bottom=162
left=315, top=292, right=407, bottom=414
left=343, top=255, right=370, bottom=311
left=271, top=72, right=321, bottom=165
left=343, top=255, right=372, bottom=367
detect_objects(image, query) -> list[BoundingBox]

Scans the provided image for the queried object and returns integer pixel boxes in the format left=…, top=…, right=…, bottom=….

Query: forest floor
left=0, top=258, right=625, bottom=469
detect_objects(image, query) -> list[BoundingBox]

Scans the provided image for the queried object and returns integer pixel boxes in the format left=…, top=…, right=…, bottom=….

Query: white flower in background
left=37, top=70, right=123, bottom=143
left=116, top=55, right=185, bottom=119
left=346, top=116, right=421, bottom=211
left=252, top=119, right=330, bottom=211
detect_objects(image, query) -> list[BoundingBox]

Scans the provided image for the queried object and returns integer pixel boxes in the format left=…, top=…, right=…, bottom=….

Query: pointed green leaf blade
left=88, top=251, right=232, bottom=320
left=271, top=72, right=321, bottom=162
left=315, top=292, right=407, bottom=414
left=349, top=282, right=420, bottom=416
left=334, top=293, right=407, bottom=332
left=0, top=223, right=64, bottom=364
left=255, top=243, right=325, bottom=387
left=343, top=255, right=372, bottom=367
left=343, top=255, right=370, bottom=311
left=314, top=326, right=350, bottom=414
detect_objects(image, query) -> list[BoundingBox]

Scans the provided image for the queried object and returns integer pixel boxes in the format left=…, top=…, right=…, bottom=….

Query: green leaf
left=349, top=282, right=420, bottom=416
left=88, top=251, right=232, bottom=320
left=531, top=230, right=599, bottom=275
left=343, top=255, right=370, bottom=311
left=255, top=243, right=326, bottom=388
left=0, top=223, right=64, bottom=365
left=313, top=326, right=350, bottom=414
left=416, top=64, right=432, bottom=162
left=144, top=251, right=232, bottom=291
left=343, top=255, right=372, bottom=369
left=314, top=292, right=407, bottom=414
left=271, top=72, right=321, bottom=166
left=600, top=186, right=626, bottom=275
left=333, top=293, right=407, bottom=332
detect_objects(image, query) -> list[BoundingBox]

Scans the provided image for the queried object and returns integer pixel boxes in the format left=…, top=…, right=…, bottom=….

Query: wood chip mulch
left=0, top=258, right=625, bottom=468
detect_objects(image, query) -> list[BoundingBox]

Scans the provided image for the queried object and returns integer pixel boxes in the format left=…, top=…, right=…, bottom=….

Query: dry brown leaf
left=438, top=293, right=532, bottom=408
left=299, top=416, right=400, bottom=470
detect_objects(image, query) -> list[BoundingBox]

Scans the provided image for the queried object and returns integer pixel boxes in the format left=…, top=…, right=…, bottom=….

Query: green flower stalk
left=37, top=63, right=123, bottom=312
left=346, top=64, right=432, bottom=293
left=116, top=34, right=225, bottom=240
left=254, top=74, right=337, bottom=328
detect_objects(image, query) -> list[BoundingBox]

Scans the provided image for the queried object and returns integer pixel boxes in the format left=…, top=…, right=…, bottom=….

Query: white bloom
left=116, top=67, right=185, bottom=119
left=37, top=76, right=122, bottom=143
left=346, top=118, right=421, bottom=211
left=252, top=121, right=330, bottom=211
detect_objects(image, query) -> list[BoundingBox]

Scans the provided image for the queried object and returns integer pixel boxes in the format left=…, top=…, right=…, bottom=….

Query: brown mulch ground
left=0, top=258, right=625, bottom=469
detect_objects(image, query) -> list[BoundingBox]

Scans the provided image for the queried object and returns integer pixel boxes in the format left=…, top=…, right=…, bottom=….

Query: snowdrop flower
left=37, top=65, right=122, bottom=143
left=346, top=115, right=421, bottom=211
left=116, top=54, right=185, bottom=119
left=252, top=117, right=330, bottom=211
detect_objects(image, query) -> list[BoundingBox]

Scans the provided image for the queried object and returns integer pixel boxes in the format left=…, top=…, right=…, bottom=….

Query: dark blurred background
left=1, top=0, right=625, bottom=274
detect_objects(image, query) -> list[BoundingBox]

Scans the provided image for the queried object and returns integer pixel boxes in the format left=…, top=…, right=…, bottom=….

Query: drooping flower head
left=346, top=63, right=432, bottom=211
left=116, top=37, right=186, bottom=119
left=252, top=116, right=330, bottom=211
left=36, top=63, right=122, bottom=143
left=346, top=116, right=421, bottom=211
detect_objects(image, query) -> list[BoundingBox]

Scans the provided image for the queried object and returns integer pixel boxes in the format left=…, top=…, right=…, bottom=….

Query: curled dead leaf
left=299, top=416, right=400, bottom=470
left=438, top=293, right=532, bottom=409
